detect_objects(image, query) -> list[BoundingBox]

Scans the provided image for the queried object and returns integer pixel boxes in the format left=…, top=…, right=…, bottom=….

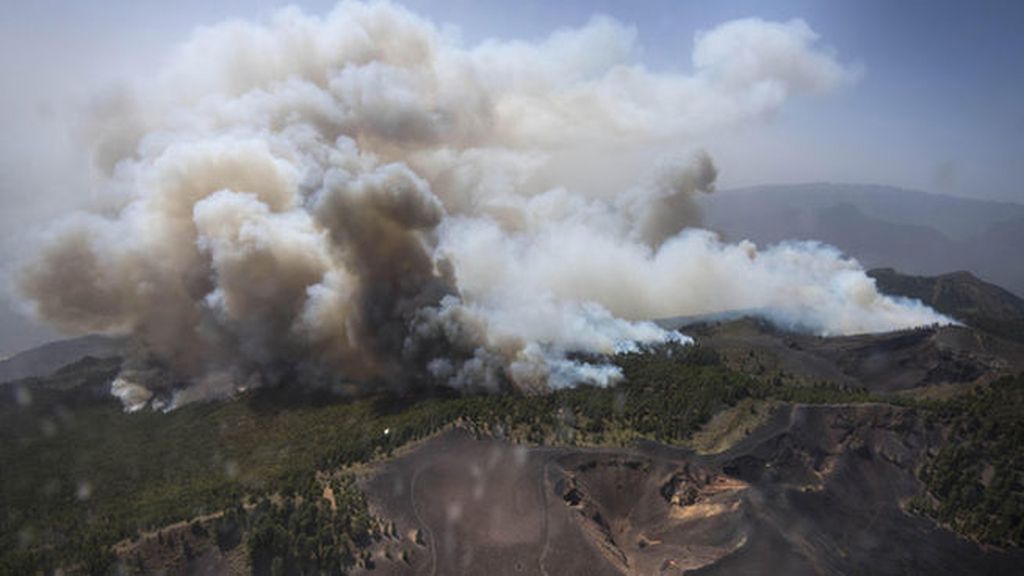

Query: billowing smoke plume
left=17, top=2, right=947, bottom=407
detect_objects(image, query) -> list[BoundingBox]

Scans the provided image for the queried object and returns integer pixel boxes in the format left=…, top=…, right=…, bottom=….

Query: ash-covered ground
left=355, top=403, right=1022, bottom=576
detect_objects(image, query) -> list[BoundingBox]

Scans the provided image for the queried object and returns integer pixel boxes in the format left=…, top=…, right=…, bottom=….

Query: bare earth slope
left=359, top=406, right=1022, bottom=576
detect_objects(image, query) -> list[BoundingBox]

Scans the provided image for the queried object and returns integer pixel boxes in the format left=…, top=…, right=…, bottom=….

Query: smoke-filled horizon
left=15, top=1, right=949, bottom=409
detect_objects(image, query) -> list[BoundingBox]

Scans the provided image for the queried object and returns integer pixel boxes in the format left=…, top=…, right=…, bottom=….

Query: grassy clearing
left=689, top=398, right=777, bottom=455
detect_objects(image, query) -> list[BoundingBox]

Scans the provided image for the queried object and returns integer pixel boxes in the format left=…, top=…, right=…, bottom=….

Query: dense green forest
left=241, top=476, right=381, bottom=575
left=912, top=374, right=1024, bottom=547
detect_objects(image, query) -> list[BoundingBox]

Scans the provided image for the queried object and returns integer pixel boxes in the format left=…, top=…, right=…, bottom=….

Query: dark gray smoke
left=17, top=2, right=948, bottom=409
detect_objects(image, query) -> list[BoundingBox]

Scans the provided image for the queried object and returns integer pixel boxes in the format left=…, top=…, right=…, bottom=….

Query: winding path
left=409, top=462, right=438, bottom=576
left=537, top=455, right=556, bottom=576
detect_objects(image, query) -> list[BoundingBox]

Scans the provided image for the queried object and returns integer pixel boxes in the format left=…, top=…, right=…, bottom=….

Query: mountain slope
left=869, top=268, right=1024, bottom=342
left=0, top=335, right=123, bottom=384
left=4, top=267, right=1024, bottom=573
left=4, top=323, right=1023, bottom=573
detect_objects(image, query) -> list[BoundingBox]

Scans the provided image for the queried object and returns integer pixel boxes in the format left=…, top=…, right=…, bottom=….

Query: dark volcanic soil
left=359, top=405, right=1023, bottom=575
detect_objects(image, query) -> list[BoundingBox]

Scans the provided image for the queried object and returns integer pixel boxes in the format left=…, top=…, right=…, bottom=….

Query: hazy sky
left=1, top=0, right=1022, bottom=356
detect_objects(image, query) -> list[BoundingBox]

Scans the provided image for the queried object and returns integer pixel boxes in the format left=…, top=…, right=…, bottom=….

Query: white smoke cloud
left=16, top=1, right=946, bottom=407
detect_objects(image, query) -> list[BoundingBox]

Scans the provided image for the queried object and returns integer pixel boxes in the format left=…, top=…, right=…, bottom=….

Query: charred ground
left=2, top=270, right=1023, bottom=575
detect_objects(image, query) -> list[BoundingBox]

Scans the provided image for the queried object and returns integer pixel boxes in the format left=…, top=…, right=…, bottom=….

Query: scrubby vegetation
left=912, top=374, right=1024, bottom=547
left=457, top=344, right=763, bottom=446
left=0, top=344, right=957, bottom=574
left=242, top=476, right=380, bottom=575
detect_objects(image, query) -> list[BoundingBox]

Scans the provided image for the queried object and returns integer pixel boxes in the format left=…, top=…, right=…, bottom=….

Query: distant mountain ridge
left=698, top=183, right=1024, bottom=296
